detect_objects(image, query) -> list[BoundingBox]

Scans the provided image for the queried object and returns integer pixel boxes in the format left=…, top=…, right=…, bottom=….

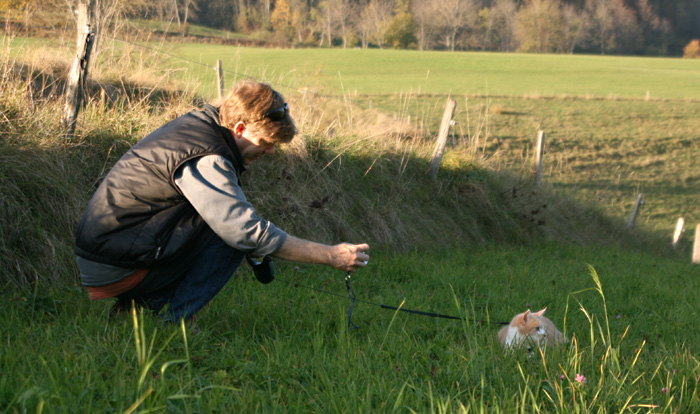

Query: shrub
left=683, top=39, right=700, bottom=58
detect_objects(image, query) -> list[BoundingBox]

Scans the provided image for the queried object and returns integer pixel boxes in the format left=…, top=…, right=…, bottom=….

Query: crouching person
left=75, top=80, right=370, bottom=324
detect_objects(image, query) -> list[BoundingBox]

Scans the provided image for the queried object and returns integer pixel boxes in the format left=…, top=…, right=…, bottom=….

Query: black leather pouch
left=246, top=255, right=275, bottom=284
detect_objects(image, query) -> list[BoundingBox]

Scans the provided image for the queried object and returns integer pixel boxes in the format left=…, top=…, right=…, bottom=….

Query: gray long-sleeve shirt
left=78, top=154, right=287, bottom=286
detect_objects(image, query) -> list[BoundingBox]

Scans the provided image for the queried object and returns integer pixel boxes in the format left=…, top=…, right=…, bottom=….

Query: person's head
left=219, top=80, right=297, bottom=164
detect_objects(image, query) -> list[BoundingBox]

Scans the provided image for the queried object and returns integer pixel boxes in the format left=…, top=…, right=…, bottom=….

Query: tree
left=636, top=0, right=671, bottom=54
left=385, top=0, right=417, bottom=49
left=474, top=0, right=517, bottom=51
left=585, top=0, right=641, bottom=54
left=683, top=39, right=700, bottom=58
left=560, top=2, right=588, bottom=53
left=0, top=0, right=28, bottom=12
left=329, top=0, right=358, bottom=48
left=359, top=0, right=393, bottom=48
left=271, top=0, right=291, bottom=30
left=516, top=0, right=565, bottom=53
left=411, top=0, right=439, bottom=50
left=434, top=0, right=478, bottom=51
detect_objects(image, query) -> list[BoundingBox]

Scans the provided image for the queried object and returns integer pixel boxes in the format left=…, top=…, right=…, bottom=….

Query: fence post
left=430, top=98, right=456, bottom=182
left=534, top=130, right=545, bottom=186
left=627, top=193, right=644, bottom=227
left=216, top=59, right=224, bottom=99
left=673, top=217, right=684, bottom=248
left=61, top=3, right=94, bottom=139
left=693, top=224, right=700, bottom=264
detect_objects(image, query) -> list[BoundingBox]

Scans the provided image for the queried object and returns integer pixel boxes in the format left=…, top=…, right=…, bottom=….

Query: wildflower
left=616, top=314, right=621, bottom=319
left=560, top=374, right=565, bottom=380
left=662, top=387, right=668, bottom=394
left=575, top=374, right=587, bottom=384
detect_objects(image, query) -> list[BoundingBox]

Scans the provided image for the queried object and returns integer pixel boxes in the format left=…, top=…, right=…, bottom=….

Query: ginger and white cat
left=498, top=308, right=566, bottom=350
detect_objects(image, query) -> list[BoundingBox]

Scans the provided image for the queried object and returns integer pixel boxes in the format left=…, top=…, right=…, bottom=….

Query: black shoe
left=109, top=297, right=147, bottom=320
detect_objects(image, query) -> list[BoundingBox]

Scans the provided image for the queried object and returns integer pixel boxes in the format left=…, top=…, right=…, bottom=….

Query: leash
left=276, top=274, right=509, bottom=329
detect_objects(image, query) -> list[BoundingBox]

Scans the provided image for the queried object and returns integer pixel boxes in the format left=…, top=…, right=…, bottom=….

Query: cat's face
left=516, top=309, right=548, bottom=344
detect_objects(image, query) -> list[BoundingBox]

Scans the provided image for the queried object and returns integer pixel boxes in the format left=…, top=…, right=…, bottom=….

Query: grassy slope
left=3, top=37, right=700, bottom=412
left=158, top=44, right=700, bottom=235
left=3, top=246, right=700, bottom=412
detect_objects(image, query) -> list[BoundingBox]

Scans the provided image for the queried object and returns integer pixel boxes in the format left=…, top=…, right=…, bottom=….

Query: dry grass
left=0, top=38, right=674, bottom=289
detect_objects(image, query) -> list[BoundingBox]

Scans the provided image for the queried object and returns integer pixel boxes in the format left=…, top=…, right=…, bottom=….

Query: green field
left=4, top=246, right=700, bottom=412
left=147, top=44, right=700, bottom=235
left=4, top=38, right=700, bottom=413
left=162, top=45, right=700, bottom=100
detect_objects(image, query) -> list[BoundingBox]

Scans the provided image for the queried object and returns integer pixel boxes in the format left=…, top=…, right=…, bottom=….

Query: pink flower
left=575, top=374, right=587, bottom=384
left=662, top=387, right=668, bottom=394
left=560, top=374, right=565, bottom=380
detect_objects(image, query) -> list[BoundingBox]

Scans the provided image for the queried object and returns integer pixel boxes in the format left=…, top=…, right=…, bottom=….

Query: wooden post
left=627, top=193, right=644, bottom=227
left=430, top=98, right=456, bottom=182
left=534, top=130, right=545, bottom=186
left=216, top=59, right=225, bottom=99
left=62, top=6, right=94, bottom=139
left=693, top=224, right=700, bottom=264
left=673, top=217, right=684, bottom=248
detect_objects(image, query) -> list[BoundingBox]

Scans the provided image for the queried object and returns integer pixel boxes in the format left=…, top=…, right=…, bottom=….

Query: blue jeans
left=118, top=232, right=245, bottom=322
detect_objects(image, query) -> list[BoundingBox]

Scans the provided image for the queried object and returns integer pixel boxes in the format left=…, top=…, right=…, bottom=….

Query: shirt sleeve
left=174, top=155, right=287, bottom=257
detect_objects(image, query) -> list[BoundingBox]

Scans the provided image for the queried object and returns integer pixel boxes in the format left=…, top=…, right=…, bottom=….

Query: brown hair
left=219, top=80, right=297, bottom=143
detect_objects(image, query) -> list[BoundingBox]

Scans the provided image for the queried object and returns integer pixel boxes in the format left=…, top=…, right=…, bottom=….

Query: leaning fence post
left=534, top=130, right=545, bottom=186
left=693, top=224, right=700, bottom=264
left=430, top=98, right=456, bottom=182
left=61, top=4, right=94, bottom=139
left=627, top=193, right=644, bottom=227
left=673, top=217, right=684, bottom=248
left=216, top=59, right=224, bottom=99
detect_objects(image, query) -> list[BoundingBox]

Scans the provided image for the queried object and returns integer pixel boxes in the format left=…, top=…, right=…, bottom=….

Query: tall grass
left=2, top=36, right=699, bottom=412
left=3, top=247, right=700, bottom=413
left=3, top=36, right=670, bottom=288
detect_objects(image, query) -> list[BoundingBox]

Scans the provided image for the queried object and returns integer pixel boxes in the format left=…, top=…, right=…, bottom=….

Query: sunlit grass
left=2, top=247, right=700, bottom=412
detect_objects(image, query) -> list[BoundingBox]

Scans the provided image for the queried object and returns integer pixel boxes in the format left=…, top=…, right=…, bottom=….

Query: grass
left=115, top=42, right=700, bottom=234
left=3, top=245, right=700, bottom=412
left=3, top=35, right=700, bottom=412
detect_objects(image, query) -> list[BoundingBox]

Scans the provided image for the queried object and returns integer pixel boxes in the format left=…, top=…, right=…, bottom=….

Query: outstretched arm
left=272, top=235, right=370, bottom=272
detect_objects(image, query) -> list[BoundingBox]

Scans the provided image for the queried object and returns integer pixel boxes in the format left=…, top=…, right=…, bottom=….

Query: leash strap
left=276, top=276, right=509, bottom=327
left=345, top=272, right=359, bottom=329
left=378, top=304, right=464, bottom=320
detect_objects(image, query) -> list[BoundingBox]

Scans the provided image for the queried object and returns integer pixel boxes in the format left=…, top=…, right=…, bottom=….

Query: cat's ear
left=522, top=310, right=531, bottom=322
left=535, top=308, right=547, bottom=316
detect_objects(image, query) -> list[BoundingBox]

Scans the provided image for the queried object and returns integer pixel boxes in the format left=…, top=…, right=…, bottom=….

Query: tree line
left=2, top=0, right=699, bottom=56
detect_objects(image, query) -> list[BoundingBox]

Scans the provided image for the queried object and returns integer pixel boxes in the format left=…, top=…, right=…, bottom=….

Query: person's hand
left=331, top=243, right=370, bottom=272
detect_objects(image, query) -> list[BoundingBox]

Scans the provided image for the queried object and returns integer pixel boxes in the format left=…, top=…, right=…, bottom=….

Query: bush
left=683, top=39, right=700, bottom=58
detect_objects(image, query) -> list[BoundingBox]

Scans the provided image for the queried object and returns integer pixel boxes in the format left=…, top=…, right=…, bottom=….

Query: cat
left=498, top=308, right=566, bottom=350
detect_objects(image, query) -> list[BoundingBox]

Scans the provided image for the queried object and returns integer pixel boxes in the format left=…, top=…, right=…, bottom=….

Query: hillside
left=0, top=38, right=686, bottom=290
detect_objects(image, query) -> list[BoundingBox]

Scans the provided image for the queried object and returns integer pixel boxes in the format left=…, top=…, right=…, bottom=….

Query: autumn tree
left=411, top=0, right=439, bottom=50
left=474, top=0, right=517, bottom=51
left=560, top=2, right=588, bottom=53
left=359, top=0, right=393, bottom=48
left=385, top=0, right=417, bottom=49
left=434, top=0, right=478, bottom=51
left=515, top=0, right=565, bottom=53
left=585, top=0, right=641, bottom=54
left=683, top=39, right=700, bottom=58
left=0, top=0, right=28, bottom=13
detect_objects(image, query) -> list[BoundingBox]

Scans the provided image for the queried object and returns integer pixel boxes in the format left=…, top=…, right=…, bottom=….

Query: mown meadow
left=2, top=35, right=700, bottom=413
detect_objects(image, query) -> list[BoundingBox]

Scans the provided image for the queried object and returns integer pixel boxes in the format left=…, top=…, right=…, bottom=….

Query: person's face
left=232, top=122, right=277, bottom=165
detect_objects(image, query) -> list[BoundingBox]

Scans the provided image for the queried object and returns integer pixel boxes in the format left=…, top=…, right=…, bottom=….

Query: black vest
left=75, top=105, right=245, bottom=267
